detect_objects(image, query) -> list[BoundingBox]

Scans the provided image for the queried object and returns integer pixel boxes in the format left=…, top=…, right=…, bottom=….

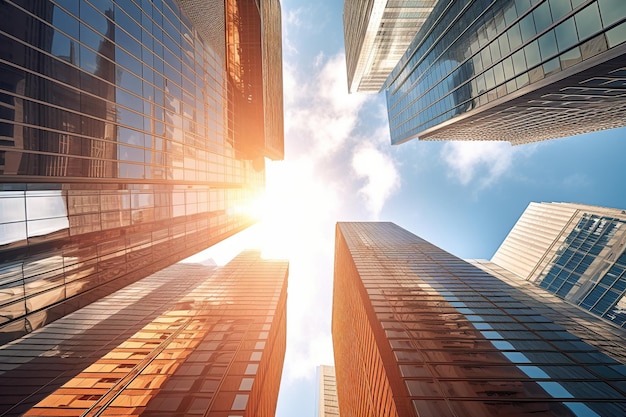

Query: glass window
left=512, top=49, right=527, bottom=74
left=239, top=378, right=253, bottom=390
left=598, top=0, right=626, bottom=27
left=231, top=394, right=248, bottom=410
left=116, top=0, right=142, bottom=24
left=115, top=26, right=141, bottom=58
left=515, top=0, right=532, bottom=14
left=555, top=17, right=579, bottom=52
left=606, top=21, right=626, bottom=48
left=519, top=13, right=537, bottom=42
left=508, top=23, right=523, bottom=50
left=549, top=0, right=572, bottom=21
left=498, top=32, right=511, bottom=56
left=53, top=5, right=79, bottom=39
left=80, top=3, right=109, bottom=37
left=524, top=40, right=541, bottom=67
left=115, top=5, right=142, bottom=41
left=25, top=191, right=67, bottom=220
left=50, top=30, right=73, bottom=62
left=56, top=0, right=79, bottom=16
left=116, top=47, right=142, bottom=76
left=538, top=29, right=558, bottom=59
left=88, top=0, right=114, bottom=16
left=533, top=2, right=553, bottom=33
left=575, top=3, right=602, bottom=40
left=79, top=45, right=98, bottom=73
left=0, top=222, right=27, bottom=246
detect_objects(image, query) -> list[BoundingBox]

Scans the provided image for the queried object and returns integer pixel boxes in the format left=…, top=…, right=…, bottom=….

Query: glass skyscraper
left=0, top=0, right=283, bottom=343
left=332, top=222, right=626, bottom=417
left=489, top=202, right=626, bottom=327
left=0, top=250, right=288, bottom=416
left=343, top=0, right=437, bottom=93
left=345, top=0, right=626, bottom=145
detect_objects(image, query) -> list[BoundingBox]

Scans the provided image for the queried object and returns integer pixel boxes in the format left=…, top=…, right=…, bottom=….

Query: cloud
left=441, top=141, right=518, bottom=188
left=283, top=54, right=369, bottom=158
left=352, top=144, right=400, bottom=219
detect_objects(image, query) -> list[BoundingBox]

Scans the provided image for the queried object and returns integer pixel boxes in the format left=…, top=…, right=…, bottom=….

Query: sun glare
left=252, top=157, right=338, bottom=261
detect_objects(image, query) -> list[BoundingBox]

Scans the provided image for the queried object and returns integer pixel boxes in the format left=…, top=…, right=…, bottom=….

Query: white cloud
left=283, top=54, right=369, bottom=158
left=352, top=144, right=400, bottom=219
left=441, top=141, right=518, bottom=188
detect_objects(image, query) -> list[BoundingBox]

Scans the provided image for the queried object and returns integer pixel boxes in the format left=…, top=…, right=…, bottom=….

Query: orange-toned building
left=0, top=251, right=287, bottom=417
left=332, top=222, right=626, bottom=417
left=0, top=0, right=283, bottom=344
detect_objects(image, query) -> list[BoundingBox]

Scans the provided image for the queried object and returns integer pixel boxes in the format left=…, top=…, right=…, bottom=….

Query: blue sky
left=191, top=1, right=626, bottom=415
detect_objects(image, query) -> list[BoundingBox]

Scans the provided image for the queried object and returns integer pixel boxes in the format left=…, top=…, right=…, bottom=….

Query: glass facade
left=0, top=251, right=288, bottom=417
left=0, top=0, right=283, bottom=343
left=333, top=222, right=626, bottom=417
left=343, top=0, right=437, bottom=93
left=384, top=0, right=626, bottom=145
left=492, top=202, right=626, bottom=327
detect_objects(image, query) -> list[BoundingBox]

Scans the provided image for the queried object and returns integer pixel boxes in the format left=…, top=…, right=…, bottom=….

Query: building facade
left=491, top=202, right=626, bottom=327
left=332, top=222, right=626, bottom=417
left=0, top=0, right=283, bottom=343
left=348, top=0, right=626, bottom=144
left=343, top=0, right=437, bottom=93
left=318, top=365, right=340, bottom=417
left=0, top=250, right=288, bottom=417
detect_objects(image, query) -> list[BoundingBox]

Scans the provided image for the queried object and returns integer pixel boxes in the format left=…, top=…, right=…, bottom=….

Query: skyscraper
left=317, top=365, right=340, bottom=417
left=343, top=0, right=437, bottom=93
left=0, top=0, right=283, bottom=343
left=489, top=202, right=626, bottom=327
left=344, top=0, right=626, bottom=145
left=0, top=250, right=288, bottom=417
left=332, top=222, right=626, bottom=417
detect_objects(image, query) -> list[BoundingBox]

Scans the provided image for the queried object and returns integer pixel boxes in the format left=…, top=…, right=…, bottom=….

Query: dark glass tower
left=332, top=222, right=626, bottom=417
left=0, top=250, right=288, bottom=417
left=345, top=0, right=626, bottom=145
left=0, top=0, right=283, bottom=343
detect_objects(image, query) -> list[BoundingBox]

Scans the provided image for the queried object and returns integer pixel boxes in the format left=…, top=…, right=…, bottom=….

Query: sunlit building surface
left=0, top=0, right=283, bottom=343
left=317, top=365, right=340, bottom=417
left=0, top=251, right=288, bottom=417
left=379, top=0, right=626, bottom=144
left=332, top=222, right=626, bottom=417
left=491, top=202, right=626, bottom=327
left=343, top=0, right=437, bottom=93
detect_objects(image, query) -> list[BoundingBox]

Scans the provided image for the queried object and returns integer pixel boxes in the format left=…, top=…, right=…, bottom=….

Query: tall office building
left=345, top=0, right=626, bottom=145
left=489, top=202, right=626, bottom=327
left=0, top=250, right=288, bottom=416
left=0, top=0, right=283, bottom=343
left=317, top=365, right=340, bottom=417
left=343, top=0, right=437, bottom=93
left=332, top=222, right=626, bottom=417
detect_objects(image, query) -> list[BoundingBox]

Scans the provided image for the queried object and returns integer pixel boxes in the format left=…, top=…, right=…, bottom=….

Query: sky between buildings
left=185, top=1, right=626, bottom=415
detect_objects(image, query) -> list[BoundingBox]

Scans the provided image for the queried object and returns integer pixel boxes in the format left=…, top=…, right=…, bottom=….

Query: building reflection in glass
left=383, top=0, right=626, bottom=145
left=0, top=251, right=287, bottom=417
left=0, top=0, right=283, bottom=343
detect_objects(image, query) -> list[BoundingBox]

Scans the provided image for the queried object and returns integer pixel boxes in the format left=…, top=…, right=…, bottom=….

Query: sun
left=240, top=157, right=340, bottom=260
